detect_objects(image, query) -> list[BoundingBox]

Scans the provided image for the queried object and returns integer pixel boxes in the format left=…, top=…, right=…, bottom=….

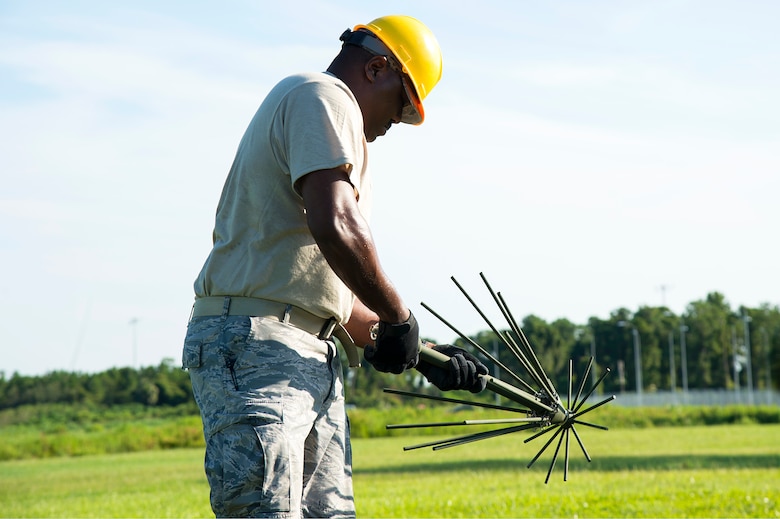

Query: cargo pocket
left=182, top=316, right=222, bottom=370
left=216, top=400, right=291, bottom=515
left=182, top=339, right=202, bottom=369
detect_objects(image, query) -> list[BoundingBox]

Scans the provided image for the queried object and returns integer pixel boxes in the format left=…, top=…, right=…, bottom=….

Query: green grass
left=0, top=449, right=211, bottom=518
left=3, top=403, right=778, bottom=461
left=352, top=423, right=780, bottom=518
left=0, top=424, right=778, bottom=518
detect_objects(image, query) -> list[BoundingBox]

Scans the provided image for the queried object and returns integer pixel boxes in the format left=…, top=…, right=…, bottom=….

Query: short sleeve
left=272, top=80, right=364, bottom=195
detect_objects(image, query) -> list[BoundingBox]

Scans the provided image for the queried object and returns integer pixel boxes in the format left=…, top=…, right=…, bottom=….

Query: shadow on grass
left=354, top=452, right=780, bottom=475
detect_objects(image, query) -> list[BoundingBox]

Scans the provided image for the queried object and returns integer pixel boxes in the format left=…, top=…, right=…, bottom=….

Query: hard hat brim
left=400, top=79, right=424, bottom=125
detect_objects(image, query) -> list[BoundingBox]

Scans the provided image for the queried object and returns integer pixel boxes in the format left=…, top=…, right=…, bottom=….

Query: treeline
left=458, top=292, right=780, bottom=399
left=0, top=359, right=193, bottom=410
left=1, top=291, right=778, bottom=411
left=346, top=291, right=780, bottom=407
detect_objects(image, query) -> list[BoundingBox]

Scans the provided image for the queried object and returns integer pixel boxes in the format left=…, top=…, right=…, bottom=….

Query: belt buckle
left=318, top=318, right=338, bottom=340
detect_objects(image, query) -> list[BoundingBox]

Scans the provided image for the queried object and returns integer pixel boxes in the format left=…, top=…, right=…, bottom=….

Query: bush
left=1, top=403, right=778, bottom=460
left=346, top=404, right=780, bottom=438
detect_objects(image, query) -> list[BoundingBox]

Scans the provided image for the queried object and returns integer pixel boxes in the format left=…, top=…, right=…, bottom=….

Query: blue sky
left=1, top=1, right=778, bottom=376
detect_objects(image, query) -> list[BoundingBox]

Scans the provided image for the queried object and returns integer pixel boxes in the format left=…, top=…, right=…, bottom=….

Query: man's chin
left=366, top=127, right=389, bottom=143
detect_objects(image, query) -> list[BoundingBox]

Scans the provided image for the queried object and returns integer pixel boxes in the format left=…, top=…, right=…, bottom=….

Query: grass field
left=1, top=424, right=778, bottom=518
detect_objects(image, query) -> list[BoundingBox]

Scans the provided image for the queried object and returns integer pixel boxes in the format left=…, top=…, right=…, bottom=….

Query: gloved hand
left=416, top=344, right=489, bottom=393
left=363, top=311, right=420, bottom=374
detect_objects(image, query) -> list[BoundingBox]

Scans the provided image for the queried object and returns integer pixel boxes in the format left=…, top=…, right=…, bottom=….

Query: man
left=182, top=15, right=488, bottom=518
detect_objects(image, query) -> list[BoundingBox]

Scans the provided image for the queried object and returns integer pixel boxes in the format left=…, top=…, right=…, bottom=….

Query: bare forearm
left=300, top=168, right=409, bottom=323
left=345, top=298, right=380, bottom=346
left=310, top=206, right=407, bottom=322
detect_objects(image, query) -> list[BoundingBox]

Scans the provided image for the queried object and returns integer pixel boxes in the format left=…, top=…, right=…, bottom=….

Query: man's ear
left=365, top=55, right=388, bottom=82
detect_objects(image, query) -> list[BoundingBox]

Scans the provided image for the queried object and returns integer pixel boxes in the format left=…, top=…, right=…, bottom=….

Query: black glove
left=363, top=311, right=420, bottom=374
left=417, top=344, right=489, bottom=393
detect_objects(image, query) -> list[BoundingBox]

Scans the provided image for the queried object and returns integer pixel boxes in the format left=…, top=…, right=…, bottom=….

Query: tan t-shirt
left=194, top=72, right=371, bottom=323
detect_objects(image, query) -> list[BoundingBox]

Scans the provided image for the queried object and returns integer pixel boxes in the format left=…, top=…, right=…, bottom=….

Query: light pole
left=662, top=311, right=677, bottom=403
left=590, top=330, right=598, bottom=389
left=680, top=324, right=689, bottom=403
left=129, top=318, right=139, bottom=369
left=492, top=338, right=500, bottom=405
left=617, top=321, right=643, bottom=406
left=761, top=328, right=772, bottom=400
left=668, top=330, right=676, bottom=400
left=574, top=326, right=599, bottom=392
left=743, top=313, right=754, bottom=405
left=732, top=326, right=741, bottom=396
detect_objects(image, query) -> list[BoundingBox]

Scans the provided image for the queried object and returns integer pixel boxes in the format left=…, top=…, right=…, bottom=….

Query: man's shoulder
left=266, top=72, right=356, bottom=116
left=274, top=72, right=343, bottom=92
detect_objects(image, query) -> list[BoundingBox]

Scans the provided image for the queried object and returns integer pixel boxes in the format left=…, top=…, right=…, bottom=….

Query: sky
left=1, top=0, right=778, bottom=377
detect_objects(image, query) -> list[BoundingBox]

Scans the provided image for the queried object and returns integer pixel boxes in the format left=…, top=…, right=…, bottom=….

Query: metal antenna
left=420, top=301, right=534, bottom=392
left=383, top=273, right=615, bottom=483
left=483, top=272, right=559, bottom=396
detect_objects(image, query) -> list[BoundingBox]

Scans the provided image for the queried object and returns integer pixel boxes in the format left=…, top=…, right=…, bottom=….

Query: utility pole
left=658, top=284, right=669, bottom=307
left=743, top=313, right=754, bottom=405
left=761, top=328, right=772, bottom=402
left=632, top=328, right=642, bottom=405
left=492, top=338, right=500, bottom=405
left=680, top=324, right=689, bottom=403
left=732, top=326, right=741, bottom=396
left=668, top=330, right=676, bottom=399
left=129, top=318, right=139, bottom=369
left=590, top=331, right=597, bottom=389
left=617, top=321, right=642, bottom=406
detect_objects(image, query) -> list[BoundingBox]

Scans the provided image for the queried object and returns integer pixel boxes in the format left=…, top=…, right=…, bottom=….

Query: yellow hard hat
left=352, top=15, right=443, bottom=125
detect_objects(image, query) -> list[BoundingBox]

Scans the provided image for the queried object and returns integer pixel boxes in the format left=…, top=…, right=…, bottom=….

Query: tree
left=684, top=292, right=734, bottom=389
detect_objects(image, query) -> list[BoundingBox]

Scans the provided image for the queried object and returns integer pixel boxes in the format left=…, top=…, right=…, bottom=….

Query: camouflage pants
left=182, top=313, right=355, bottom=518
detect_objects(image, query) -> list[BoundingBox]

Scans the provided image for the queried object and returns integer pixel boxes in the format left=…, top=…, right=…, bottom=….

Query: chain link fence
left=607, top=389, right=780, bottom=407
